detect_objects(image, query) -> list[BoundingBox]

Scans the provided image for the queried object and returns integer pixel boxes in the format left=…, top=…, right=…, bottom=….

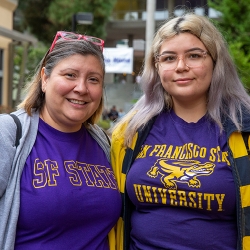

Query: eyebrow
left=86, top=70, right=103, bottom=77
left=159, top=47, right=205, bottom=55
left=59, top=68, right=103, bottom=77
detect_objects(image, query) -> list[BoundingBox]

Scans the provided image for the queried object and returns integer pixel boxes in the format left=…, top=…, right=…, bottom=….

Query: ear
left=41, top=67, right=48, bottom=92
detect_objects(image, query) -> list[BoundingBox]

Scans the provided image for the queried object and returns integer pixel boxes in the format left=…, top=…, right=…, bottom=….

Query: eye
left=65, top=73, right=76, bottom=78
left=160, top=54, right=177, bottom=63
left=88, top=77, right=101, bottom=84
left=187, top=51, right=203, bottom=60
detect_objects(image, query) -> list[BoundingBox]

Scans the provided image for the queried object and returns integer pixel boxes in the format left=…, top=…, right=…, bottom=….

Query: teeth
left=69, top=99, right=86, bottom=105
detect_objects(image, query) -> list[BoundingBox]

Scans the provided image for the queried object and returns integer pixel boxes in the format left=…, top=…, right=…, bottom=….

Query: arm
left=0, top=115, right=17, bottom=198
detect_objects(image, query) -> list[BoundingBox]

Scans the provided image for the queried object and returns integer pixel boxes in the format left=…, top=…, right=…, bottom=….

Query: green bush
left=97, top=118, right=111, bottom=130
left=229, top=42, right=250, bottom=90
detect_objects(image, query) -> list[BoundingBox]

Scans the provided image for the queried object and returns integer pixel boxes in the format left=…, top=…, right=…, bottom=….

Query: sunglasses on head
left=49, top=31, right=105, bottom=53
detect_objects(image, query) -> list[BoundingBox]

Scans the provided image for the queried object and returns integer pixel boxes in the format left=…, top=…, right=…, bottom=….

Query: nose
left=175, top=57, right=189, bottom=71
left=73, top=79, right=89, bottom=94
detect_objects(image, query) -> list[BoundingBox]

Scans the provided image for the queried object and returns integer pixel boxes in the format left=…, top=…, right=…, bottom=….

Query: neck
left=173, top=101, right=207, bottom=123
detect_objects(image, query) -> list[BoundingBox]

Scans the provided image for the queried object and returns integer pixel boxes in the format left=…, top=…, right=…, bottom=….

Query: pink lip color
left=174, top=78, right=192, bottom=83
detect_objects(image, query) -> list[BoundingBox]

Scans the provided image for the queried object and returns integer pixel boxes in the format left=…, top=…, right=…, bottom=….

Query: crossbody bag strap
left=9, top=114, right=22, bottom=147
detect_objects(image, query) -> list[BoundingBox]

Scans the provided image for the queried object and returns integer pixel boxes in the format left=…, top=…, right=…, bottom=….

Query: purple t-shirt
left=126, top=110, right=237, bottom=250
left=15, top=119, right=121, bottom=250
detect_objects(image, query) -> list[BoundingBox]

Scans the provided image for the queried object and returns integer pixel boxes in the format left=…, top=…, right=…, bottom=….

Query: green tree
left=208, top=0, right=250, bottom=89
left=49, top=0, right=117, bottom=39
left=15, top=0, right=53, bottom=45
left=12, top=0, right=116, bottom=107
left=12, top=43, right=47, bottom=104
left=17, top=0, right=117, bottom=44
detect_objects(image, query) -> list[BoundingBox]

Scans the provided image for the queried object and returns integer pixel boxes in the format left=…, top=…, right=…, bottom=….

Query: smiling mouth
left=174, top=78, right=192, bottom=82
left=68, top=99, right=86, bottom=105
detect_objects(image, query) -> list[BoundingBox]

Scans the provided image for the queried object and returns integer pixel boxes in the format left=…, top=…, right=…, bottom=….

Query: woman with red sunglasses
left=0, top=31, right=121, bottom=250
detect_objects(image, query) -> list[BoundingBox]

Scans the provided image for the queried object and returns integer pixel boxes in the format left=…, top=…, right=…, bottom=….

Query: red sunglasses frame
left=49, top=31, right=105, bottom=53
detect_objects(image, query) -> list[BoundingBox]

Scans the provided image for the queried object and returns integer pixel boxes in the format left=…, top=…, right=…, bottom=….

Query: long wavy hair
left=18, top=32, right=105, bottom=126
left=114, top=12, right=250, bottom=147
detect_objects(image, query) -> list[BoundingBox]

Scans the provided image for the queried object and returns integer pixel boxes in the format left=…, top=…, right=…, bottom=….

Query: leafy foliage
left=13, top=43, right=47, bottom=95
left=228, top=43, right=250, bottom=92
left=17, top=0, right=117, bottom=44
left=208, top=0, right=250, bottom=88
left=16, top=0, right=53, bottom=46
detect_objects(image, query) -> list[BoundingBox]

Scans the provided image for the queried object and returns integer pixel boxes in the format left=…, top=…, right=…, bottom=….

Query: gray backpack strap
left=9, top=114, right=22, bottom=147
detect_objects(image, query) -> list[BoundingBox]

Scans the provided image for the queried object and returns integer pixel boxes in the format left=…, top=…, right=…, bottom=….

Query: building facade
left=0, top=0, right=36, bottom=109
left=105, top=0, right=219, bottom=82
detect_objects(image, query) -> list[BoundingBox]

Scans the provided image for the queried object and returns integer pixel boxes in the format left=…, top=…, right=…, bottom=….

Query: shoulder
left=0, top=111, right=26, bottom=153
left=87, top=124, right=110, bottom=143
left=0, top=109, right=40, bottom=126
left=0, top=109, right=40, bottom=146
left=13, top=109, right=39, bottom=123
left=0, top=113, right=17, bottom=145
left=223, top=107, right=250, bottom=135
left=87, top=124, right=111, bottom=161
left=0, top=110, right=28, bottom=134
left=112, top=110, right=137, bottom=141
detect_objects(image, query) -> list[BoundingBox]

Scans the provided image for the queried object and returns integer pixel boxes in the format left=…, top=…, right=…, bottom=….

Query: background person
left=0, top=31, right=121, bottom=250
left=108, top=105, right=119, bottom=122
left=135, top=75, right=141, bottom=84
left=111, top=13, right=250, bottom=250
left=118, top=108, right=125, bottom=118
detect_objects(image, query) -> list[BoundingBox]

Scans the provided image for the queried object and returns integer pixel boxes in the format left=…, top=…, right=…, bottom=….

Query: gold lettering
left=168, top=190, right=178, bottom=206
left=209, top=148, right=217, bottom=162
left=222, top=152, right=230, bottom=165
left=193, top=145, right=200, bottom=157
left=131, top=184, right=226, bottom=213
left=134, top=184, right=144, bottom=202
left=200, top=147, right=206, bottom=158
left=88, top=164, right=108, bottom=187
left=197, top=193, right=203, bottom=209
left=78, top=162, right=94, bottom=186
left=137, top=145, right=152, bottom=158
left=188, top=192, right=197, bottom=208
left=149, top=145, right=161, bottom=156
left=33, top=158, right=47, bottom=188
left=152, top=187, right=159, bottom=203
left=170, top=146, right=181, bottom=159
left=204, top=193, right=214, bottom=211
left=94, top=165, right=110, bottom=188
left=44, top=159, right=59, bottom=186
left=215, top=194, right=225, bottom=211
left=216, top=146, right=221, bottom=162
left=178, top=191, right=188, bottom=206
left=105, top=168, right=118, bottom=189
left=179, top=144, right=187, bottom=159
left=187, top=143, right=194, bottom=159
left=158, top=188, right=167, bottom=204
left=156, top=145, right=167, bottom=157
left=142, top=185, right=153, bottom=202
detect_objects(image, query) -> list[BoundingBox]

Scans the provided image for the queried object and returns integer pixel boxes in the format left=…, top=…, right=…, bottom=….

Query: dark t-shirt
left=126, top=110, right=237, bottom=250
left=15, top=118, right=121, bottom=250
left=108, top=109, right=118, bottom=121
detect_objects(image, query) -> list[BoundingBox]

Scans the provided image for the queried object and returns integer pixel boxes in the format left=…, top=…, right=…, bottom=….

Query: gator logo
left=147, top=159, right=215, bottom=189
